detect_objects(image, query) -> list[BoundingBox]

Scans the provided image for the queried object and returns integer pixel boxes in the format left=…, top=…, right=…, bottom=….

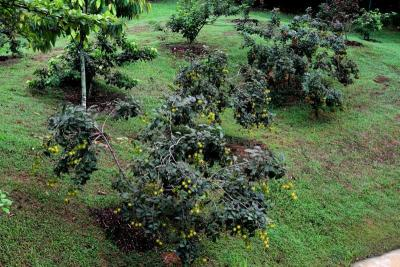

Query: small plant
left=113, top=96, right=142, bottom=120
left=353, top=9, right=395, bottom=41
left=0, top=190, right=12, bottom=215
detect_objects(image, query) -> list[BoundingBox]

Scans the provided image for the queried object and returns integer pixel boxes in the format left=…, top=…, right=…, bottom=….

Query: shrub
left=353, top=9, right=395, bottom=41
left=167, top=0, right=240, bottom=43
left=112, top=51, right=284, bottom=263
left=233, top=67, right=274, bottom=128
left=44, top=105, right=98, bottom=186
left=317, top=0, right=360, bottom=36
left=238, top=8, right=359, bottom=114
left=113, top=96, right=142, bottom=120
left=0, top=190, right=12, bottom=214
left=302, top=71, right=343, bottom=116
left=45, top=52, right=282, bottom=263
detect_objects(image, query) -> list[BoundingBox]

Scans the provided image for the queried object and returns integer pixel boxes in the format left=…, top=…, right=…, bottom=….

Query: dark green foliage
left=111, top=52, right=285, bottom=263
left=317, top=0, right=360, bottom=35
left=105, top=71, right=139, bottom=90
left=44, top=105, right=98, bottom=185
left=0, top=4, right=23, bottom=56
left=302, top=71, right=343, bottom=115
left=28, top=33, right=157, bottom=94
left=113, top=96, right=141, bottom=120
left=238, top=8, right=359, bottom=114
left=233, top=67, right=274, bottom=128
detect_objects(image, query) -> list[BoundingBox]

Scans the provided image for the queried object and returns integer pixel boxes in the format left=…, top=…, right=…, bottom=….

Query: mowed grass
left=1, top=1, right=400, bottom=266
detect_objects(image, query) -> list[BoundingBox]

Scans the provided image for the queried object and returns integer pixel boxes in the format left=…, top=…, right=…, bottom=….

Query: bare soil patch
left=0, top=55, right=20, bottom=66
left=64, top=88, right=125, bottom=112
left=91, top=208, right=155, bottom=252
left=345, top=40, right=363, bottom=47
left=127, top=24, right=151, bottom=34
left=164, top=43, right=211, bottom=58
left=31, top=48, right=63, bottom=62
left=226, top=138, right=267, bottom=159
left=373, top=75, right=390, bottom=84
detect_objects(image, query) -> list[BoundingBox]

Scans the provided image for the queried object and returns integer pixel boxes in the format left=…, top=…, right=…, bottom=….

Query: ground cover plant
left=0, top=0, right=400, bottom=266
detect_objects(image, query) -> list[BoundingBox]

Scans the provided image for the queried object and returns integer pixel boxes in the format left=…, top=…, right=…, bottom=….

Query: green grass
left=1, top=1, right=400, bottom=266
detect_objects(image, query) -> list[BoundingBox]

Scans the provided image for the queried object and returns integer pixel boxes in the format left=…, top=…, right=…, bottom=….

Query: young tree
left=0, top=0, right=150, bottom=108
left=167, top=0, right=240, bottom=44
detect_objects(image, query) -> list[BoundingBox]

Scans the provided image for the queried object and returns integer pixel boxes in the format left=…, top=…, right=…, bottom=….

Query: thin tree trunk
left=80, top=49, right=87, bottom=109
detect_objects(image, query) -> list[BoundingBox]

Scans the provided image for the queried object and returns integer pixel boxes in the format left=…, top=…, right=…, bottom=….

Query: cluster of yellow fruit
left=190, top=203, right=201, bottom=215
left=113, top=207, right=122, bottom=214
left=48, top=145, right=61, bottom=154
left=259, top=230, right=270, bottom=249
left=191, top=150, right=205, bottom=166
left=46, top=179, right=57, bottom=188
left=180, top=179, right=197, bottom=194
left=153, top=188, right=164, bottom=196
left=186, top=71, right=200, bottom=81
left=130, top=221, right=143, bottom=228
left=261, top=181, right=269, bottom=194
left=187, top=229, right=197, bottom=239
left=155, top=239, right=163, bottom=246
left=233, top=225, right=250, bottom=242
left=207, top=112, right=216, bottom=124
left=281, top=182, right=298, bottom=201
left=64, top=189, right=78, bottom=204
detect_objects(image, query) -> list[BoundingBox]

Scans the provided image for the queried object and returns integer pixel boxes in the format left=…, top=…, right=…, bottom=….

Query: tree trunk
left=80, top=49, right=87, bottom=109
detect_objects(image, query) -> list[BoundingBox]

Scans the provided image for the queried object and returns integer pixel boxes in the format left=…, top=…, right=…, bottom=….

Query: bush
left=353, top=9, right=396, bottom=40
left=44, top=105, right=98, bottom=186
left=112, top=51, right=284, bottom=263
left=167, top=0, right=240, bottom=43
left=45, top=52, right=283, bottom=263
left=317, top=0, right=360, bottom=36
left=238, top=8, right=359, bottom=114
left=0, top=190, right=12, bottom=215
left=233, top=67, right=274, bottom=128
left=113, top=96, right=142, bottom=120
left=302, top=71, right=343, bottom=116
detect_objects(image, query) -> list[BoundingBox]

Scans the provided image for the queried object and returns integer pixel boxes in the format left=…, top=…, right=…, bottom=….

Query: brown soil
left=226, top=139, right=267, bottom=159
left=373, top=75, right=390, bottom=84
left=164, top=43, right=210, bottom=58
left=127, top=24, right=151, bottom=34
left=10, top=190, right=43, bottom=211
left=91, top=208, right=156, bottom=252
left=0, top=55, right=20, bottom=66
left=162, top=252, right=182, bottom=267
left=64, top=87, right=125, bottom=112
left=31, top=48, right=63, bottom=62
left=231, top=18, right=259, bottom=25
left=345, top=40, right=363, bottom=47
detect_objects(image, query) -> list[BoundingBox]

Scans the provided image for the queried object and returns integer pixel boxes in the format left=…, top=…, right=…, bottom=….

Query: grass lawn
left=0, top=1, right=399, bottom=266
